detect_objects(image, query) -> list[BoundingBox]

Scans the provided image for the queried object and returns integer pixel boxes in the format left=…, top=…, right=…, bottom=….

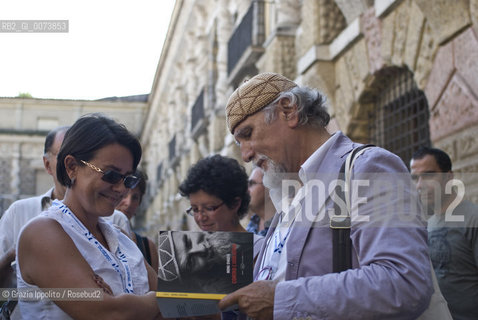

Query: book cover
left=156, top=230, right=253, bottom=318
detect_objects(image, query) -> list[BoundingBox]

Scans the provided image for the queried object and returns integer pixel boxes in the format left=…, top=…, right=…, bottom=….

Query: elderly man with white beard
left=218, top=73, right=437, bottom=320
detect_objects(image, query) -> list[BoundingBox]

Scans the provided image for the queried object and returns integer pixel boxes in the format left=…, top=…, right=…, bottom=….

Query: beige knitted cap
left=226, top=72, right=297, bottom=133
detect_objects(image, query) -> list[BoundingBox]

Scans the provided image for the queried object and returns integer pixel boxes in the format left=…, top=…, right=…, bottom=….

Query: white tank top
left=16, top=200, right=149, bottom=319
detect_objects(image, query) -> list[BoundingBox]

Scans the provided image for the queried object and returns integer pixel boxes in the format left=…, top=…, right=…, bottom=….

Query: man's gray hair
left=263, top=86, right=330, bottom=128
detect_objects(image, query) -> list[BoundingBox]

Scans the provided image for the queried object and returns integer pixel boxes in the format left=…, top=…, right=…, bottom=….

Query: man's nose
left=240, top=142, right=254, bottom=163
left=415, top=176, right=424, bottom=191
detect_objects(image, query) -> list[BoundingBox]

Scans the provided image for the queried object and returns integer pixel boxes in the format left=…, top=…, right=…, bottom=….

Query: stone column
left=209, top=115, right=227, bottom=152
left=215, top=0, right=233, bottom=110
left=276, top=0, right=301, bottom=30
left=257, top=0, right=300, bottom=79
left=10, top=143, right=20, bottom=197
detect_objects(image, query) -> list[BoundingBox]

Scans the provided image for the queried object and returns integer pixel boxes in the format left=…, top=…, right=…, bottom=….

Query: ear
left=446, top=170, right=454, bottom=182
left=232, top=197, right=242, bottom=212
left=278, top=97, right=299, bottom=128
left=64, top=155, right=79, bottom=182
left=43, top=155, right=54, bottom=176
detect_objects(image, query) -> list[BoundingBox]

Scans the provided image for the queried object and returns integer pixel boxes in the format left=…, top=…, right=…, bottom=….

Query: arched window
left=368, top=68, right=431, bottom=165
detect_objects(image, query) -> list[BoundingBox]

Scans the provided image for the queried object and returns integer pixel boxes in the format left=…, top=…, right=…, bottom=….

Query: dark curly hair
left=179, top=154, right=250, bottom=219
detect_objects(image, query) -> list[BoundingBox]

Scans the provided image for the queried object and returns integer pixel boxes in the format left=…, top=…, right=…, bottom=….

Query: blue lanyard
left=269, top=226, right=291, bottom=270
left=55, top=201, right=134, bottom=293
left=258, top=186, right=306, bottom=280
left=256, top=214, right=294, bottom=281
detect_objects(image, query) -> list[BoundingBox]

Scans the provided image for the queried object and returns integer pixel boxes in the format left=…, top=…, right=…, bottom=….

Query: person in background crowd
left=246, top=167, right=275, bottom=236
left=179, top=155, right=250, bottom=233
left=0, top=126, right=69, bottom=288
left=411, top=147, right=478, bottom=320
left=114, top=169, right=158, bottom=273
left=218, top=72, right=435, bottom=319
left=15, top=114, right=162, bottom=319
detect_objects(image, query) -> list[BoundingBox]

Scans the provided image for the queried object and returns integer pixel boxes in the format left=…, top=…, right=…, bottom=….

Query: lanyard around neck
left=257, top=186, right=306, bottom=280
left=55, top=201, right=134, bottom=293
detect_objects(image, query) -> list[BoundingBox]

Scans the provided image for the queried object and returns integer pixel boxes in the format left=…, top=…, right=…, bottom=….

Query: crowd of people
left=0, top=72, right=476, bottom=319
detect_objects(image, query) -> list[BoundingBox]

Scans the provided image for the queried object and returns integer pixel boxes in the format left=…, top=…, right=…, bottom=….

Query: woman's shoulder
left=17, top=215, right=75, bottom=284
left=19, top=215, right=70, bottom=249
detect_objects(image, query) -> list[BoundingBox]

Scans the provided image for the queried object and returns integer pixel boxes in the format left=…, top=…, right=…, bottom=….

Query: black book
left=156, top=230, right=253, bottom=318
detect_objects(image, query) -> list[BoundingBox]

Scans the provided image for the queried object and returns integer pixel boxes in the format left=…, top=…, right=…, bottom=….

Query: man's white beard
left=257, top=155, right=291, bottom=214
left=259, top=155, right=286, bottom=190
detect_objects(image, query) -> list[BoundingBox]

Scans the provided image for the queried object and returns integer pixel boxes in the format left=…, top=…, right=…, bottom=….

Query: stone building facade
left=0, top=97, right=147, bottom=215
left=140, top=0, right=478, bottom=235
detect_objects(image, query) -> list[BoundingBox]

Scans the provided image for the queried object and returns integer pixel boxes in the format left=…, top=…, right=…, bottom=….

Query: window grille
left=227, top=1, right=265, bottom=75
left=228, top=5, right=253, bottom=74
left=369, top=69, right=431, bottom=165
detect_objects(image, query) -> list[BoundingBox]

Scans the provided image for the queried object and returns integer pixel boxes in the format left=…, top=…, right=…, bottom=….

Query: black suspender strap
left=331, top=144, right=374, bottom=273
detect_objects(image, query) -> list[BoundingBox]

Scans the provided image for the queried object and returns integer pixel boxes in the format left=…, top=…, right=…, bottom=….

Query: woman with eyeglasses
left=179, top=155, right=251, bottom=233
left=179, top=155, right=264, bottom=261
left=15, top=114, right=162, bottom=319
left=179, top=155, right=263, bottom=320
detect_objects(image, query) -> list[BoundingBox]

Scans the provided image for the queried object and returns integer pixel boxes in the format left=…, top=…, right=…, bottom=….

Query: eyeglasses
left=80, top=160, right=140, bottom=189
left=186, top=202, right=225, bottom=217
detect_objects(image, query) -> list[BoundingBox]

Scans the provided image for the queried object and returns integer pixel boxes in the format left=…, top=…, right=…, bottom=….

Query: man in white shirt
left=0, top=126, right=68, bottom=286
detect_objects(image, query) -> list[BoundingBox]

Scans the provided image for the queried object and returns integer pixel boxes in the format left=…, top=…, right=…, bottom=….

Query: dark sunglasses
left=80, top=160, right=139, bottom=189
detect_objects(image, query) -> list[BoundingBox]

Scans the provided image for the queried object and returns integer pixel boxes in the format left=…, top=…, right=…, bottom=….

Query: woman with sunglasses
left=16, top=114, right=162, bottom=319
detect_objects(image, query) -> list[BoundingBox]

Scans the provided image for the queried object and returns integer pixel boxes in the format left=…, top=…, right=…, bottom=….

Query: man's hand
left=218, top=280, right=276, bottom=320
